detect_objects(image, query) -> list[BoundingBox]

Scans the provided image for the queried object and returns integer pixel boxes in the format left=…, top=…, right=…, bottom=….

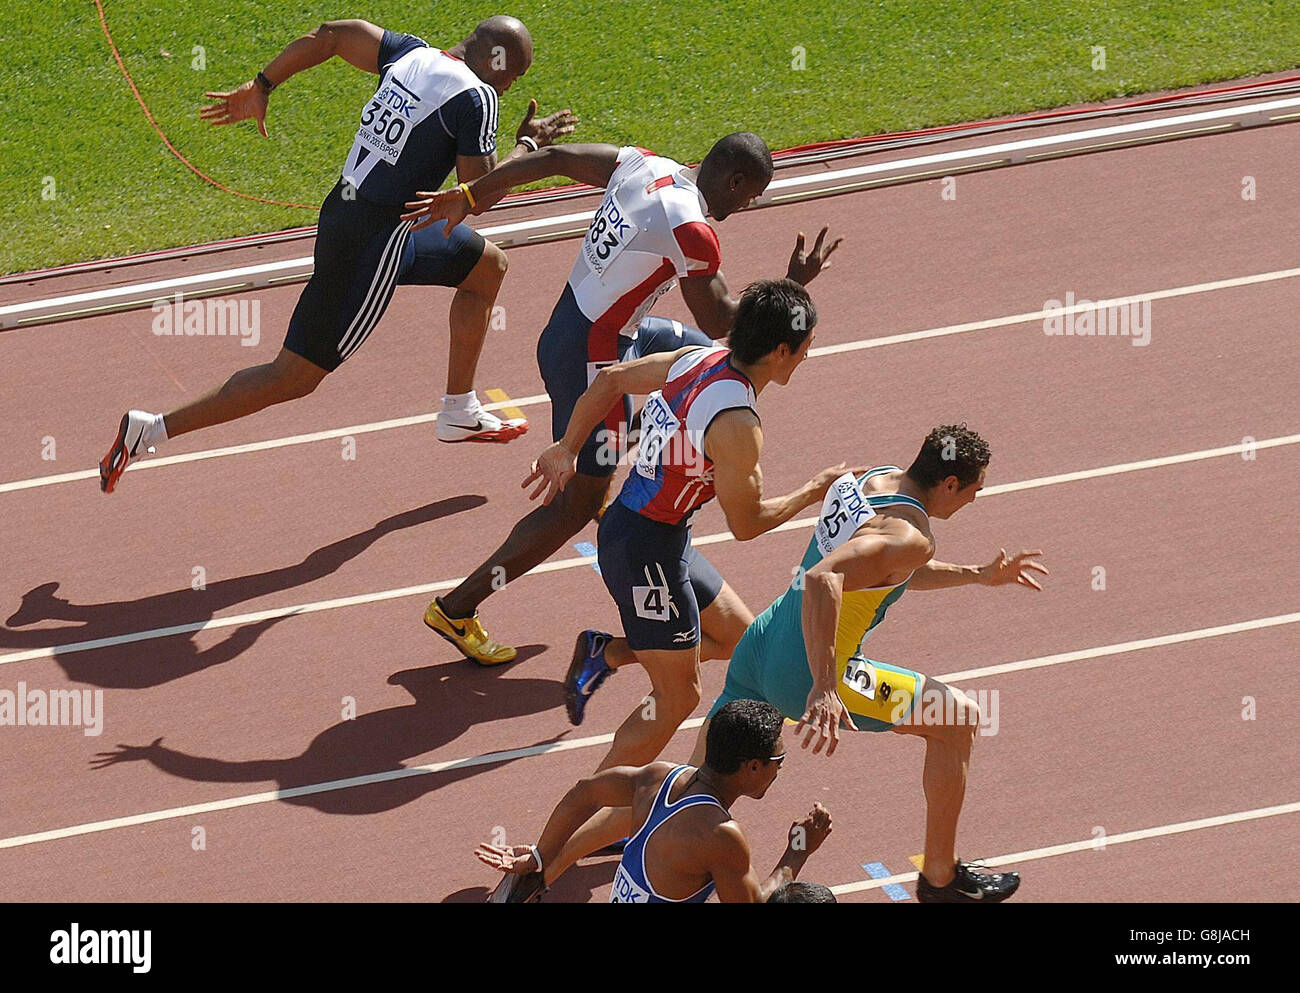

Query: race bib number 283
left=583, top=188, right=639, bottom=276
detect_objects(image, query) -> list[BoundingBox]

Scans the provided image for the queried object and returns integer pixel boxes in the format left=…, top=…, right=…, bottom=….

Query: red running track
left=0, top=110, right=1297, bottom=902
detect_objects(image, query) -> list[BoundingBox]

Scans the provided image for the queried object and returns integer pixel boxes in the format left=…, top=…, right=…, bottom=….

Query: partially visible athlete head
left=462, top=15, right=533, bottom=94
left=767, top=881, right=837, bottom=903
left=728, top=279, right=817, bottom=385
left=905, top=423, right=991, bottom=519
left=698, top=132, right=774, bottom=220
left=704, top=699, right=786, bottom=799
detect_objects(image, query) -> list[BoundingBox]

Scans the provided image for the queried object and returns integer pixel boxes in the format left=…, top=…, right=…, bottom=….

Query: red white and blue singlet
left=617, top=346, right=757, bottom=526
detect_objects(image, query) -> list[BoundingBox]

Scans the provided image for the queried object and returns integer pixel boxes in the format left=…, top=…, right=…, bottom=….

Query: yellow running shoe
left=424, top=599, right=517, bottom=665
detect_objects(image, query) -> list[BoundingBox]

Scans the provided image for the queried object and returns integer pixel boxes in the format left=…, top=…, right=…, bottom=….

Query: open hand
left=199, top=81, right=270, bottom=137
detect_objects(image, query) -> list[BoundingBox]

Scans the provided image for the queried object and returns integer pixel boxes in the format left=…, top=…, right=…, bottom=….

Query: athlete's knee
left=269, top=350, right=327, bottom=400
left=465, top=241, right=508, bottom=296
left=944, top=687, right=980, bottom=746
left=658, top=668, right=702, bottom=719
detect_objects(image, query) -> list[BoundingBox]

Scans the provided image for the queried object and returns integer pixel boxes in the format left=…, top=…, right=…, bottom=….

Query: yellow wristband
left=458, top=182, right=477, bottom=210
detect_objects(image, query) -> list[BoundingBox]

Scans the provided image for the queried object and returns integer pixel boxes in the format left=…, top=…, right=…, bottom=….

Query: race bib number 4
left=583, top=188, right=640, bottom=277
left=634, top=391, right=680, bottom=479
left=632, top=583, right=672, bottom=622
left=355, top=78, right=420, bottom=165
left=814, top=473, right=876, bottom=555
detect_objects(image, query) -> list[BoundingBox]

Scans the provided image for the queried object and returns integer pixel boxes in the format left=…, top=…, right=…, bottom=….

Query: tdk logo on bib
left=815, top=473, right=875, bottom=555
left=610, top=865, right=651, bottom=903
left=583, top=192, right=639, bottom=276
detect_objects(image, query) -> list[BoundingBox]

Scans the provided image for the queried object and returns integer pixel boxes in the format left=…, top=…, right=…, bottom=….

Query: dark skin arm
left=404, top=143, right=622, bottom=232
left=711, top=802, right=834, bottom=903
left=678, top=227, right=843, bottom=337
left=474, top=763, right=670, bottom=876
left=200, top=20, right=386, bottom=137
left=200, top=21, right=579, bottom=152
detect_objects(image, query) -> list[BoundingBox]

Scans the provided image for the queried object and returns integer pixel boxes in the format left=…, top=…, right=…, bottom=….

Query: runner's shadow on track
left=442, top=859, right=619, bottom=903
left=2, top=495, right=484, bottom=689
left=88, top=652, right=565, bottom=815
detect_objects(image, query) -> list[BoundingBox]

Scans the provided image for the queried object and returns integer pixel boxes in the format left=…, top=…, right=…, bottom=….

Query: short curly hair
left=906, top=424, right=991, bottom=488
left=704, top=699, right=784, bottom=775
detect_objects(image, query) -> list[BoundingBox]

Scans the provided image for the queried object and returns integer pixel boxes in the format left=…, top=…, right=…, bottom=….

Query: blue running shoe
left=565, top=630, right=615, bottom=726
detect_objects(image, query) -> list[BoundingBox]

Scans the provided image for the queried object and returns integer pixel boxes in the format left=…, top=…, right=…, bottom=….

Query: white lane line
left=4, top=264, right=1298, bottom=496
left=829, top=801, right=1300, bottom=896
left=2, top=434, right=1295, bottom=668
left=1, top=613, right=1294, bottom=852
left=941, top=612, right=1300, bottom=682
left=0, top=395, right=549, bottom=494
left=808, top=265, right=1300, bottom=357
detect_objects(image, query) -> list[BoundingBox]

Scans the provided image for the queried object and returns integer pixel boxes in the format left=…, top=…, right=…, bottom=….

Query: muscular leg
left=891, top=677, right=981, bottom=889
left=439, top=472, right=611, bottom=618
left=163, top=348, right=328, bottom=439
left=598, top=645, right=701, bottom=772
left=546, top=645, right=702, bottom=884
left=604, top=579, right=753, bottom=669
left=445, top=241, right=507, bottom=396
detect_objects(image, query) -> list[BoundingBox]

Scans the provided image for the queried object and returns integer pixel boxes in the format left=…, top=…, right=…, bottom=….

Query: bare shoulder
left=703, top=407, right=761, bottom=463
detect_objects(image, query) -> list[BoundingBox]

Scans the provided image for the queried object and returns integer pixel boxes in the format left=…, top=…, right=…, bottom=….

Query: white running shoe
left=99, top=410, right=156, bottom=493
left=435, top=404, right=528, bottom=444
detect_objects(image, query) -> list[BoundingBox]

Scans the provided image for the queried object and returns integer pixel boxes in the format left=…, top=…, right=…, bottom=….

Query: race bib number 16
left=634, top=391, right=680, bottom=479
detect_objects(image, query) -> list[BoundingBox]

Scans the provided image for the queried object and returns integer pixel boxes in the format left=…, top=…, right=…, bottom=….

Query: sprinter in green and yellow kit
left=702, top=425, right=1048, bottom=903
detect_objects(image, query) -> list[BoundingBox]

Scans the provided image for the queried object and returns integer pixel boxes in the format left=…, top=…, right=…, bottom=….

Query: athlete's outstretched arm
left=678, top=228, right=843, bottom=337
left=455, top=99, right=581, bottom=185
left=711, top=804, right=833, bottom=903
left=474, top=763, right=670, bottom=878
left=795, top=525, right=933, bottom=754
left=909, top=549, right=1048, bottom=591
left=199, top=21, right=386, bottom=137
left=404, top=143, right=622, bottom=232
left=707, top=413, right=854, bottom=541
left=522, top=345, right=702, bottom=504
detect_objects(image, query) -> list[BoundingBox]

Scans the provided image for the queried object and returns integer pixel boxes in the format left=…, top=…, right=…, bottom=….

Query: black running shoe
left=915, top=861, right=1020, bottom=903
left=487, top=871, right=547, bottom=904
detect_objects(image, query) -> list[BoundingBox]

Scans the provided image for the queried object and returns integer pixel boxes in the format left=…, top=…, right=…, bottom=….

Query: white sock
left=137, top=411, right=168, bottom=449
left=441, top=392, right=481, bottom=422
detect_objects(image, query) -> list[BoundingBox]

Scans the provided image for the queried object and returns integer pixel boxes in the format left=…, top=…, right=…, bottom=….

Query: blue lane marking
left=574, top=542, right=600, bottom=573
left=862, top=861, right=910, bottom=901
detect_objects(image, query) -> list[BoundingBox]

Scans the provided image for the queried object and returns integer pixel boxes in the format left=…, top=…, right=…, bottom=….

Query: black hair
left=704, top=699, right=784, bottom=775
left=727, top=279, right=817, bottom=364
left=905, top=423, right=991, bottom=489
left=767, top=881, right=837, bottom=904
left=701, top=131, right=774, bottom=184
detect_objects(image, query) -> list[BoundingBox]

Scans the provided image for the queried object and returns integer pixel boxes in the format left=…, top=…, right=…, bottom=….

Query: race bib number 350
left=583, top=188, right=639, bottom=277
left=814, top=473, right=875, bottom=555
left=356, top=78, right=421, bottom=165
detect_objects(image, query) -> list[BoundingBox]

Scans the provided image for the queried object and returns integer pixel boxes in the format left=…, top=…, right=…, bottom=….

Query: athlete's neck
left=893, top=471, right=931, bottom=512
left=692, top=766, right=742, bottom=808
left=729, top=356, right=771, bottom=395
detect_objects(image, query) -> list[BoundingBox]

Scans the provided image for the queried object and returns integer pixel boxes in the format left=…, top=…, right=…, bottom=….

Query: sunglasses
left=767, top=752, right=786, bottom=766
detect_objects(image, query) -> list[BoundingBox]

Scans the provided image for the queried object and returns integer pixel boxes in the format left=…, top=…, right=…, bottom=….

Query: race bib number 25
left=814, top=473, right=875, bottom=556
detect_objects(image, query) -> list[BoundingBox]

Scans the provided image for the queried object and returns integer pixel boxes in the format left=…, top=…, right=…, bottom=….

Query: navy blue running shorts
left=284, top=180, right=486, bottom=372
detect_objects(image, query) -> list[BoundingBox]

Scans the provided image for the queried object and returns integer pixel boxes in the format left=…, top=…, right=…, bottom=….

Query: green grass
left=3, top=0, right=1298, bottom=273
